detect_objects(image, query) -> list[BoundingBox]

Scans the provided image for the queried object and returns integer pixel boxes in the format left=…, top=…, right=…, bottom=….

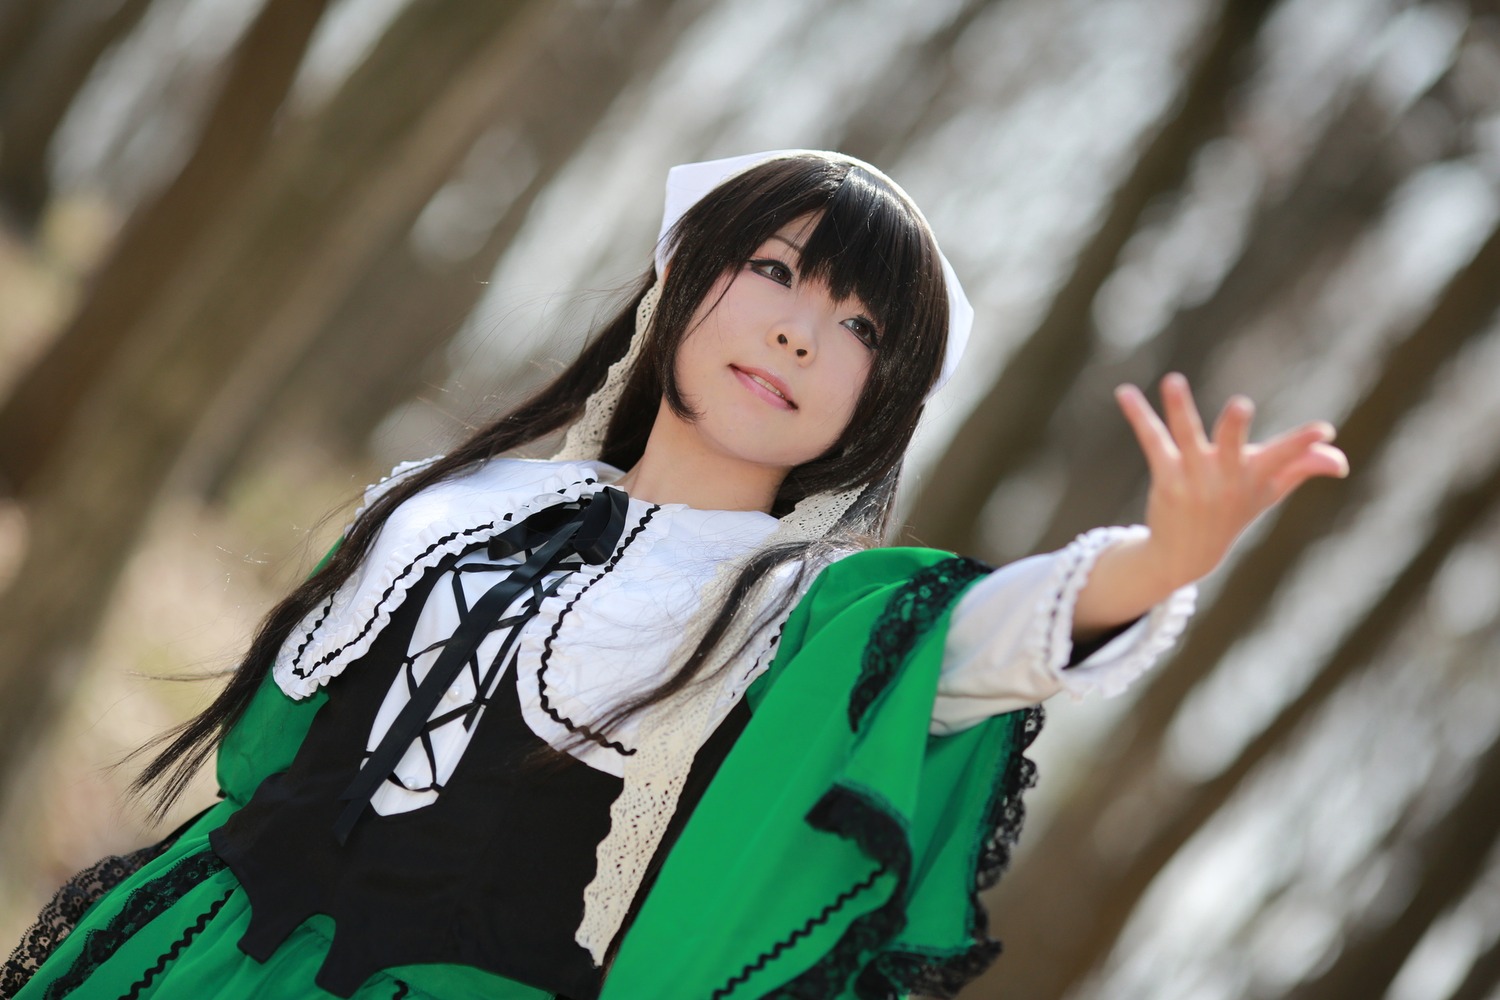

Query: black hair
left=132, top=153, right=950, bottom=817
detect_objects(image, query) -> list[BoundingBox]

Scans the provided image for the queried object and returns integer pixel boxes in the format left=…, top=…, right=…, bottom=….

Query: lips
left=731, top=365, right=797, bottom=409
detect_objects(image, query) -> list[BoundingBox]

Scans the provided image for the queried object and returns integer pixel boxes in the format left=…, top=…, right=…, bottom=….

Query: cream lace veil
left=560, top=149, right=974, bottom=962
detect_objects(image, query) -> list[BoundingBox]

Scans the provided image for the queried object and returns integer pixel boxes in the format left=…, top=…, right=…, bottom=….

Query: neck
left=613, top=401, right=786, bottom=514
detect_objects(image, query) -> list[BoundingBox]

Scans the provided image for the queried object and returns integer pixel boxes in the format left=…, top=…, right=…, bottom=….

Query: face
left=670, top=216, right=881, bottom=474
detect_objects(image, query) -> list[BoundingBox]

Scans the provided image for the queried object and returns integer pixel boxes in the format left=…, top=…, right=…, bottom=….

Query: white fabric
left=276, top=457, right=1197, bottom=959
left=654, top=149, right=973, bottom=398
left=280, top=459, right=1196, bottom=785
left=555, top=149, right=975, bottom=956
left=932, top=526, right=1198, bottom=735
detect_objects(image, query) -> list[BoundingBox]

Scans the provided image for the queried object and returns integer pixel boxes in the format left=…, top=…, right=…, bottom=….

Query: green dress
left=7, top=548, right=1039, bottom=1000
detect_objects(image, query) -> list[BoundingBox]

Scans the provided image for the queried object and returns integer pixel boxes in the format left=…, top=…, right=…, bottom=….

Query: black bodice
left=210, top=542, right=750, bottom=999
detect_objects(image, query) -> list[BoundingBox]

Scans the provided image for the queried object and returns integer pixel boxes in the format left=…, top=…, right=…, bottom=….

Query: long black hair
left=133, top=153, right=951, bottom=818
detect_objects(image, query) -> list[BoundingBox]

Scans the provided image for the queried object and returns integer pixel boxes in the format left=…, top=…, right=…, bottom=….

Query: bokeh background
left=1, top=0, right=1499, bottom=997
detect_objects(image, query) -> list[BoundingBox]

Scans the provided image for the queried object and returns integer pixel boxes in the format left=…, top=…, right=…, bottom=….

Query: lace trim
left=554, top=284, right=660, bottom=462
left=745, top=784, right=910, bottom=1000
left=564, top=277, right=866, bottom=965
left=849, top=557, right=991, bottom=731
left=721, top=710, right=1043, bottom=1000
left=0, top=812, right=204, bottom=999
left=868, top=705, right=1043, bottom=998
left=575, top=549, right=818, bottom=964
left=118, top=886, right=234, bottom=1000
left=39, top=850, right=227, bottom=1000
left=2, top=847, right=155, bottom=998
left=1034, top=526, right=1198, bottom=700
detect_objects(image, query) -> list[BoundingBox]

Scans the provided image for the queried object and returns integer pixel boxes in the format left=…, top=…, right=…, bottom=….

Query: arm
left=1073, top=373, right=1348, bottom=638
left=931, top=373, right=1346, bottom=735
left=931, top=529, right=1197, bottom=735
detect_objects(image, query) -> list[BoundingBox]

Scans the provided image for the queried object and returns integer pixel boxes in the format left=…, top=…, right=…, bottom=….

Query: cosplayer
left=3, top=150, right=1346, bottom=999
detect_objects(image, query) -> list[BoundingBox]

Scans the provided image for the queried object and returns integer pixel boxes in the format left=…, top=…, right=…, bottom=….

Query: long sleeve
left=930, top=525, right=1198, bottom=735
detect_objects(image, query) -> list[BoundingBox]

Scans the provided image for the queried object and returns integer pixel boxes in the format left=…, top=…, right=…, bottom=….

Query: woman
left=4, top=150, right=1346, bottom=999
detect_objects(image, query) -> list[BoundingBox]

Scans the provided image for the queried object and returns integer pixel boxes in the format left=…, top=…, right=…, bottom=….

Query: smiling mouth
left=731, top=366, right=797, bottom=409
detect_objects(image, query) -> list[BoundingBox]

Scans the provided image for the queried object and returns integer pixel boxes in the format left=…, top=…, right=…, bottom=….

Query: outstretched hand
left=1113, top=372, right=1349, bottom=593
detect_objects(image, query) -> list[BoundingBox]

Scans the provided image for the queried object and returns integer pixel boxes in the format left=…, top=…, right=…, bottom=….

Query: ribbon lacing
left=332, top=487, right=630, bottom=844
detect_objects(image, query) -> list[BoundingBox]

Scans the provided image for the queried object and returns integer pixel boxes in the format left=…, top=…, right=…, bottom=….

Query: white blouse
left=272, top=457, right=1196, bottom=816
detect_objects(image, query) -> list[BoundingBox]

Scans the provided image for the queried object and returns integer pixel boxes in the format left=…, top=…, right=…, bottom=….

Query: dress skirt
left=9, top=800, right=555, bottom=1000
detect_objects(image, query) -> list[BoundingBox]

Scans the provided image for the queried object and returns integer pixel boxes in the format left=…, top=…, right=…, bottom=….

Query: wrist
left=1072, top=530, right=1179, bottom=634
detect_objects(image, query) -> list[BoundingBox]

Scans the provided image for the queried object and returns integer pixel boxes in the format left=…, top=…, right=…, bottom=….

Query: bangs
left=793, top=167, right=940, bottom=340
left=639, top=152, right=951, bottom=506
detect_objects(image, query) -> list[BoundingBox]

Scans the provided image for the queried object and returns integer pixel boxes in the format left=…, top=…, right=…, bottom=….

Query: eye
left=748, top=257, right=794, bottom=286
left=843, top=316, right=880, bottom=349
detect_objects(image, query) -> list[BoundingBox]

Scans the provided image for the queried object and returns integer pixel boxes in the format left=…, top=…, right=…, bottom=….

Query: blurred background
left=0, top=0, right=1497, bottom=997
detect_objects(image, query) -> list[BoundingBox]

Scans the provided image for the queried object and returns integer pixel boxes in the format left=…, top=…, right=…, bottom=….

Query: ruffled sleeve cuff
left=1039, top=525, right=1197, bottom=700
left=931, top=526, right=1197, bottom=735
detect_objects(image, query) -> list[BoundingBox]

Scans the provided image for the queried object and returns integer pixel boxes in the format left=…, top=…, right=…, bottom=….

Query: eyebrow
left=769, top=235, right=805, bottom=253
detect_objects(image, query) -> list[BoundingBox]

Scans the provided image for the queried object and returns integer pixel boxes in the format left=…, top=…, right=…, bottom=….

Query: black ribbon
left=333, top=487, right=630, bottom=845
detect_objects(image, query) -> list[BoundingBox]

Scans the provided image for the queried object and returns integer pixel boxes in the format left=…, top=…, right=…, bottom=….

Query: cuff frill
left=1033, top=525, right=1198, bottom=700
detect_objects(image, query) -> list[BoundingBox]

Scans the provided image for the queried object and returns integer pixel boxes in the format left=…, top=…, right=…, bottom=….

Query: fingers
left=1114, top=383, right=1178, bottom=477
left=1266, top=443, right=1350, bottom=504
left=1255, top=420, right=1338, bottom=473
left=1212, top=394, right=1254, bottom=468
left=1160, top=373, right=1211, bottom=463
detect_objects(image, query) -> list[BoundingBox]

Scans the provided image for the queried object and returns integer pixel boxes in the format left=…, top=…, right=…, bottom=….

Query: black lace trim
left=1, top=809, right=209, bottom=999
left=39, top=850, right=228, bottom=1000
left=766, top=786, right=911, bottom=999
left=848, top=557, right=991, bottom=732
left=117, top=885, right=234, bottom=1000
left=534, top=505, right=659, bottom=755
left=710, top=784, right=909, bottom=999
left=870, top=705, right=1044, bottom=999
left=2, top=848, right=155, bottom=999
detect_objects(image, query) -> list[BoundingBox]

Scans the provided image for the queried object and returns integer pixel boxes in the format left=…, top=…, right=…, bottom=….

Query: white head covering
left=563, top=151, right=974, bottom=962
left=654, top=149, right=973, bottom=397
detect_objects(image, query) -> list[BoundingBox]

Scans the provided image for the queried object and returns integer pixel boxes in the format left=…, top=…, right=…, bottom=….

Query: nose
left=770, top=305, right=816, bottom=361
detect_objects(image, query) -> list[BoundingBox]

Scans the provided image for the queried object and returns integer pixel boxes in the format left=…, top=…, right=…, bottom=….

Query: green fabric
left=16, top=546, right=1030, bottom=999
left=600, top=547, right=1023, bottom=998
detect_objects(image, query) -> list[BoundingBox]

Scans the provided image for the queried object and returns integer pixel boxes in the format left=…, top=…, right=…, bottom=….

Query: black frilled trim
left=290, top=522, right=499, bottom=679
left=848, top=557, right=992, bottom=732
left=2, top=847, right=159, bottom=999
left=117, top=885, right=235, bottom=1000
left=535, top=504, right=659, bottom=756
left=868, top=704, right=1044, bottom=999
left=714, top=783, right=910, bottom=1000
left=1, top=808, right=209, bottom=999
left=732, top=548, right=1043, bottom=999
left=38, top=850, right=227, bottom=1000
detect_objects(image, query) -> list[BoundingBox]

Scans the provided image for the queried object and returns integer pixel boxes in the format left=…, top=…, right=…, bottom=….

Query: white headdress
left=563, top=150, right=972, bottom=962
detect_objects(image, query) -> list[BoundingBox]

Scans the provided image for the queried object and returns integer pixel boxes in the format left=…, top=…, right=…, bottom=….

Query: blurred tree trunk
left=1282, top=728, right=1500, bottom=1000
left=0, top=0, right=551, bottom=815
left=0, top=0, right=155, bottom=229
left=192, top=0, right=705, bottom=494
left=905, top=0, right=1275, bottom=557
left=1449, top=927, right=1500, bottom=1000
left=834, top=0, right=1003, bottom=166
left=1032, top=71, right=1463, bottom=556
left=0, top=0, right=326, bottom=493
left=986, top=429, right=1500, bottom=1000
left=976, top=221, right=1500, bottom=999
left=0, top=0, right=51, bottom=95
